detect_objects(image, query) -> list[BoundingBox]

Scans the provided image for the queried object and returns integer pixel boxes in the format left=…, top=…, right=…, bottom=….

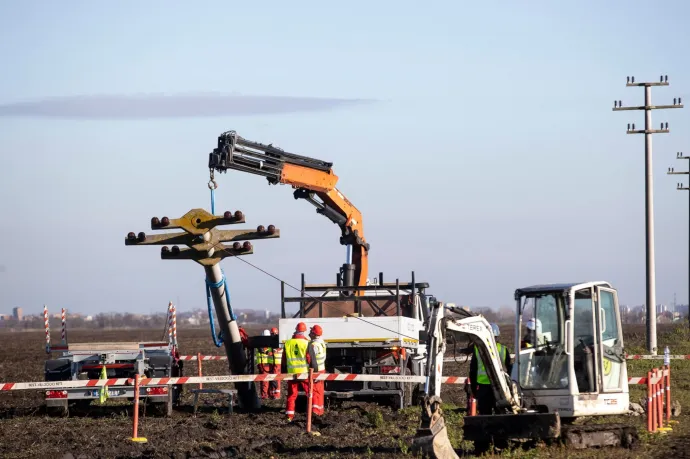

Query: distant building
left=12, top=307, right=22, bottom=320
left=0, top=314, right=10, bottom=321
left=265, top=310, right=270, bottom=320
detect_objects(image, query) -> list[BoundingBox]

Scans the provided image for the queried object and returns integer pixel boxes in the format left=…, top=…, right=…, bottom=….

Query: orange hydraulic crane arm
left=208, top=130, right=370, bottom=289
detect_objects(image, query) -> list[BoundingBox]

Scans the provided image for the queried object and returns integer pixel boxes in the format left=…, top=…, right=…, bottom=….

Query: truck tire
left=147, top=393, right=173, bottom=417
left=46, top=404, right=69, bottom=417
left=401, top=382, right=413, bottom=410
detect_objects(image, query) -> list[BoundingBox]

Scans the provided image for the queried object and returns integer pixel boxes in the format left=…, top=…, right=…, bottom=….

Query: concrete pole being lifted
left=204, top=263, right=259, bottom=410
left=125, top=208, right=280, bottom=411
left=613, top=75, right=683, bottom=354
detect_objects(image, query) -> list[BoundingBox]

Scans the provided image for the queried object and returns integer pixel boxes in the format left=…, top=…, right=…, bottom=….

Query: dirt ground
left=0, top=324, right=688, bottom=458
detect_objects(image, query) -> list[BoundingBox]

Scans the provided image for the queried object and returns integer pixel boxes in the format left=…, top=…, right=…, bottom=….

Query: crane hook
left=208, top=169, right=218, bottom=190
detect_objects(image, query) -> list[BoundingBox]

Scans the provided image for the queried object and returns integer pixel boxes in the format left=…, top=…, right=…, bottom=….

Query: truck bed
left=279, top=316, right=423, bottom=348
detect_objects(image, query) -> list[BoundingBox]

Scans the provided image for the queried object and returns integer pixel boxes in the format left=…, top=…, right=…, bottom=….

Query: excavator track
left=561, top=423, right=639, bottom=449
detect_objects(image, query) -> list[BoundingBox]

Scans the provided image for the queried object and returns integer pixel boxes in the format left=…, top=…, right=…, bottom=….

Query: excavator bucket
left=411, top=396, right=459, bottom=459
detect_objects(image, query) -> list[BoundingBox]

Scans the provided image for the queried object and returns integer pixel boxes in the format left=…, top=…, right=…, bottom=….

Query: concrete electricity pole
left=668, top=151, right=690, bottom=327
left=612, top=75, right=684, bottom=355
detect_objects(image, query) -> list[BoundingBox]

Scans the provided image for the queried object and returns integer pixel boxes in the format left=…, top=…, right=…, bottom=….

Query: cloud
left=0, top=92, right=376, bottom=120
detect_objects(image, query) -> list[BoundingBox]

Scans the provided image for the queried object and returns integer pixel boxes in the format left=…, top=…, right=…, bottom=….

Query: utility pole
left=668, top=151, right=690, bottom=328
left=613, top=75, right=684, bottom=355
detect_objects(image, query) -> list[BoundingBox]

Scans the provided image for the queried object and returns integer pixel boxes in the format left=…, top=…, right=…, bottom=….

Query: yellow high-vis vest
left=273, top=347, right=283, bottom=366
left=475, top=343, right=506, bottom=385
left=285, top=338, right=308, bottom=374
left=255, top=347, right=273, bottom=365
left=310, top=338, right=327, bottom=371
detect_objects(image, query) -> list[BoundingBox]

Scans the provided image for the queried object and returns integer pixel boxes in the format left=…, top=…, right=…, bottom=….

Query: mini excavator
left=413, top=282, right=637, bottom=458
left=208, top=131, right=370, bottom=294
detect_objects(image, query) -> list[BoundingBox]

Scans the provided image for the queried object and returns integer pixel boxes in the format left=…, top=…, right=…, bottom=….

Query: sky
left=1, top=1, right=690, bottom=317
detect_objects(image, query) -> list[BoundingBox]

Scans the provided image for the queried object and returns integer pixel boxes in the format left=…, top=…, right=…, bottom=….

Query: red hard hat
left=310, top=324, right=323, bottom=336
left=270, top=327, right=278, bottom=335
left=296, top=322, right=307, bottom=332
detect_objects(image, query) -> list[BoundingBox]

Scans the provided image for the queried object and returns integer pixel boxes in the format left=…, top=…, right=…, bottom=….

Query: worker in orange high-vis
left=281, top=322, right=310, bottom=422
left=269, top=327, right=282, bottom=400
left=307, top=324, right=327, bottom=416
left=255, top=329, right=273, bottom=400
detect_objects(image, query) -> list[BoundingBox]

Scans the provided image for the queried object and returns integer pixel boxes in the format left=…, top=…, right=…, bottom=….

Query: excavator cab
left=513, top=282, right=629, bottom=417
left=413, top=282, right=635, bottom=459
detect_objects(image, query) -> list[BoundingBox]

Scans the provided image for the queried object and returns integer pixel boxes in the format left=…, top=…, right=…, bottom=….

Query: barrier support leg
left=647, top=370, right=653, bottom=433
left=657, top=367, right=673, bottom=432
left=131, top=374, right=148, bottom=443
left=666, top=365, right=679, bottom=425
left=656, top=368, right=670, bottom=432
left=198, top=353, right=203, bottom=389
left=306, top=369, right=313, bottom=434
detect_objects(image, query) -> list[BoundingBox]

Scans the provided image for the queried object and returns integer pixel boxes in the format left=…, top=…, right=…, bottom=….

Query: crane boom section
left=209, top=130, right=370, bottom=289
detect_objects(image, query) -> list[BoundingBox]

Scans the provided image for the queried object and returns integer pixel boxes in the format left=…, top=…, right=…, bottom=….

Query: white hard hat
left=262, top=329, right=270, bottom=336
left=526, top=318, right=542, bottom=332
left=490, top=323, right=500, bottom=337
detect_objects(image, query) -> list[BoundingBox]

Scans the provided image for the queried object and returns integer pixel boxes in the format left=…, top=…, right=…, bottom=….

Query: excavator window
left=573, top=288, right=598, bottom=393
left=517, top=294, right=569, bottom=390
left=597, top=288, right=624, bottom=392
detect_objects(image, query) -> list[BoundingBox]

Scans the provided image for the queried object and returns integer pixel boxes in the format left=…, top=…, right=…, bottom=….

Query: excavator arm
left=423, top=300, right=521, bottom=412
left=208, top=131, right=370, bottom=291
left=413, top=299, right=559, bottom=459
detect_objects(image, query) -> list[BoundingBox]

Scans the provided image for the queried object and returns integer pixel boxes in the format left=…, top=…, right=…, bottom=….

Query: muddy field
left=0, top=324, right=688, bottom=458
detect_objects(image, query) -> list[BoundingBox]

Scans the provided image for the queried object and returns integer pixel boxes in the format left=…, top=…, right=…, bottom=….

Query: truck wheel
left=147, top=395, right=173, bottom=417
left=46, top=404, right=69, bottom=417
left=411, top=383, right=423, bottom=407
left=402, top=382, right=413, bottom=409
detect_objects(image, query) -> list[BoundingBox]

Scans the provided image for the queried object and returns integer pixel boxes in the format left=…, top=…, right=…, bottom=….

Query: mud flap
left=411, top=396, right=459, bottom=459
left=462, top=412, right=561, bottom=444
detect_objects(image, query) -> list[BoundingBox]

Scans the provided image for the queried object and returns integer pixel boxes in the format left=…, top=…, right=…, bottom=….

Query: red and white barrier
left=182, top=353, right=690, bottom=362
left=0, top=373, right=471, bottom=391
left=179, top=355, right=228, bottom=361
left=627, top=354, right=690, bottom=360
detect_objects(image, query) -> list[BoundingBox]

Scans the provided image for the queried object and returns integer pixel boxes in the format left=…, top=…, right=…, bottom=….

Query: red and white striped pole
left=197, top=352, right=203, bottom=389
left=43, top=305, right=50, bottom=354
left=306, top=368, right=314, bottom=433
left=657, top=368, right=663, bottom=430
left=172, top=303, right=177, bottom=347
left=167, top=302, right=174, bottom=346
left=61, top=308, right=66, bottom=344
left=130, top=374, right=147, bottom=443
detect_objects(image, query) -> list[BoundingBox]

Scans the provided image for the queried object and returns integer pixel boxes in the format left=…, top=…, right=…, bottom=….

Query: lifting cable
left=206, top=169, right=420, bottom=342
left=204, top=173, right=235, bottom=347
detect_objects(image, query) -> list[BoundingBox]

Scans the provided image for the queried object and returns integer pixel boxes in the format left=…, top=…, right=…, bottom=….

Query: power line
left=226, top=252, right=422, bottom=341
